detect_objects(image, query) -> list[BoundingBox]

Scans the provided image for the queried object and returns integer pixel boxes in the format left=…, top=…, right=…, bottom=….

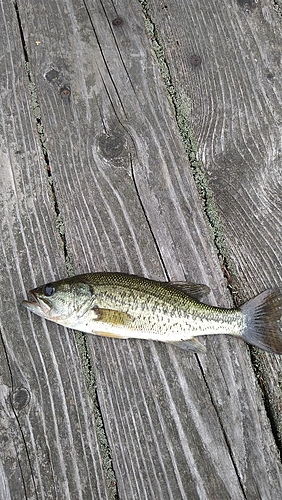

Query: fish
left=22, top=272, right=282, bottom=354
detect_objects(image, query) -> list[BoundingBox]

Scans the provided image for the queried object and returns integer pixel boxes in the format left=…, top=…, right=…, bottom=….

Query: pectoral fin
left=93, top=307, right=133, bottom=327
left=166, top=338, right=206, bottom=353
left=91, top=307, right=133, bottom=338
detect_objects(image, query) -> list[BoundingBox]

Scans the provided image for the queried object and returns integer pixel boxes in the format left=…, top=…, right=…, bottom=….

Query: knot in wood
left=237, top=0, right=259, bottom=8
left=190, top=55, right=202, bottom=67
left=60, top=86, right=71, bottom=101
left=11, top=387, right=30, bottom=412
left=97, top=130, right=128, bottom=164
left=112, top=17, right=123, bottom=26
left=45, top=69, right=60, bottom=82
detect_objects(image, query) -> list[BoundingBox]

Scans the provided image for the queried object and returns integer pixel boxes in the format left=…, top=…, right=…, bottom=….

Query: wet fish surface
left=22, top=272, right=282, bottom=354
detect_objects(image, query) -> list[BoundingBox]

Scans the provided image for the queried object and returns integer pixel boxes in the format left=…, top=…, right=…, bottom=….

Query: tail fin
left=240, top=288, right=282, bottom=354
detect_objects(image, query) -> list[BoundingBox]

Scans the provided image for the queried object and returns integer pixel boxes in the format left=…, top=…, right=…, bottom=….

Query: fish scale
left=22, top=272, right=282, bottom=354
left=89, top=276, right=243, bottom=340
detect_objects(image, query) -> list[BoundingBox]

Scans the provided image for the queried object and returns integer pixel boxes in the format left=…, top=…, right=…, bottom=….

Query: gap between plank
left=13, top=3, right=119, bottom=497
left=138, top=0, right=235, bottom=286
left=138, top=0, right=282, bottom=461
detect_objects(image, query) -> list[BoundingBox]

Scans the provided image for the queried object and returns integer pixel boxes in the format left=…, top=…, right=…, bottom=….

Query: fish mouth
left=22, top=291, right=51, bottom=317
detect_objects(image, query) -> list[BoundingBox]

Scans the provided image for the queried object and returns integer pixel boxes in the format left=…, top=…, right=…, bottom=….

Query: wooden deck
left=1, top=0, right=282, bottom=498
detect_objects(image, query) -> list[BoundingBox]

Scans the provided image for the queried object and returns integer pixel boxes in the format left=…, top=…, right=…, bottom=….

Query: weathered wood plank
left=15, top=0, right=282, bottom=498
left=148, top=0, right=282, bottom=452
left=1, top=0, right=282, bottom=498
left=0, top=2, right=110, bottom=499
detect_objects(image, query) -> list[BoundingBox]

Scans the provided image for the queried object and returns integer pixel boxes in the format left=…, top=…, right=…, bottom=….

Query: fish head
left=22, top=278, right=97, bottom=323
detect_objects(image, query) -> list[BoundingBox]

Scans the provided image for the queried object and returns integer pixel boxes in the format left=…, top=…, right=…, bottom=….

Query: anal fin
left=166, top=338, right=206, bottom=353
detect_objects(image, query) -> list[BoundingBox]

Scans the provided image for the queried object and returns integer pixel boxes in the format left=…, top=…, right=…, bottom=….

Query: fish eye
left=43, top=284, right=56, bottom=297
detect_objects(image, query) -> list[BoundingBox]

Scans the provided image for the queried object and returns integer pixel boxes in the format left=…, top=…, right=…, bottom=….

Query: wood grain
left=149, top=0, right=282, bottom=453
left=0, top=2, right=110, bottom=499
left=0, top=0, right=281, bottom=498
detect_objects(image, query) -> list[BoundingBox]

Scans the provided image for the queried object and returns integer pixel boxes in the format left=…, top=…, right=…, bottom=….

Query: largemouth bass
left=22, top=272, right=282, bottom=354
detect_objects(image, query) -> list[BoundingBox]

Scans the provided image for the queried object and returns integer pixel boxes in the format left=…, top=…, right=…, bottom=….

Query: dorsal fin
left=163, top=281, right=210, bottom=301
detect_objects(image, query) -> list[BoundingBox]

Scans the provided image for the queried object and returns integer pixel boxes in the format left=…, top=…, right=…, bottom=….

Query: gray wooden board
left=149, top=0, right=282, bottom=459
left=0, top=0, right=281, bottom=499
left=0, top=2, right=109, bottom=499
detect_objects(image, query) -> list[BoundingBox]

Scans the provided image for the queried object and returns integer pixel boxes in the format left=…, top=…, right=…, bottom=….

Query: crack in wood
left=15, top=2, right=68, bottom=262
left=74, top=331, right=119, bottom=500
left=0, top=328, right=38, bottom=499
left=139, top=0, right=234, bottom=275
left=195, top=354, right=248, bottom=499
left=139, top=0, right=282, bottom=467
left=250, top=351, right=282, bottom=461
left=82, top=0, right=127, bottom=116
left=13, top=3, right=119, bottom=498
left=15, top=1, right=67, bottom=260
left=130, top=155, right=169, bottom=280
left=273, top=0, right=282, bottom=18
